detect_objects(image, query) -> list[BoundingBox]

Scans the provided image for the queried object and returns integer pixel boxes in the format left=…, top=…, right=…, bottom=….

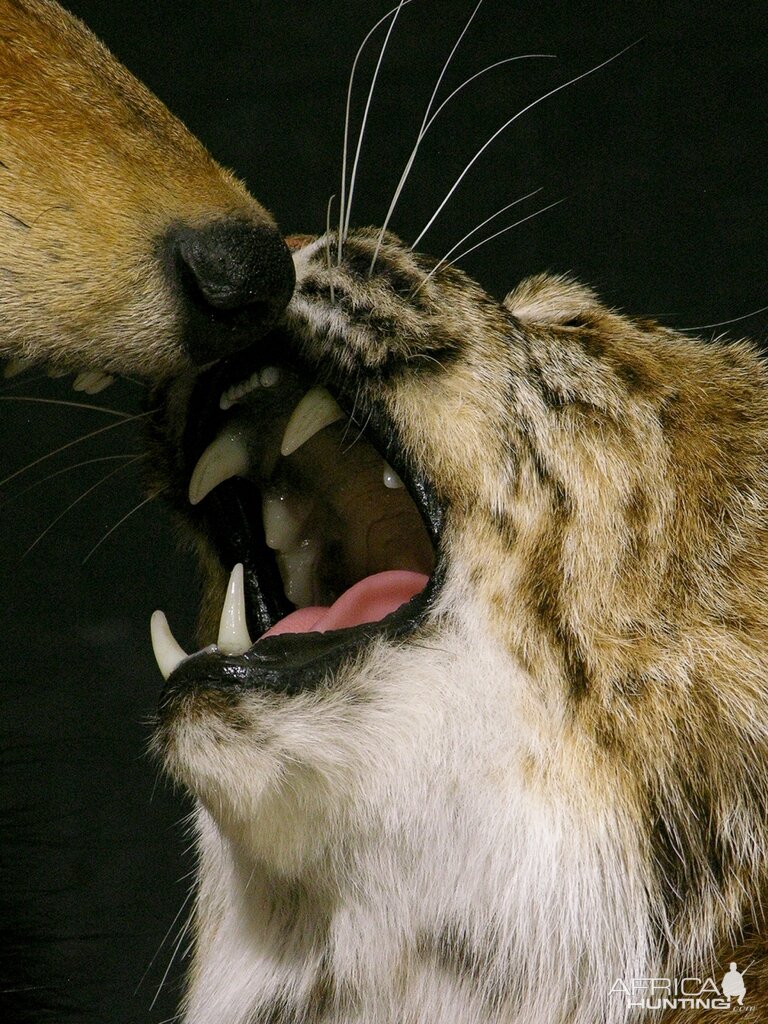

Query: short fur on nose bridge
left=166, top=219, right=296, bottom=365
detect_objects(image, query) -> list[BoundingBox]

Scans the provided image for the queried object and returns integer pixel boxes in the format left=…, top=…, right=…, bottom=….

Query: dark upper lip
left=153, top=322, right=446, bottom=697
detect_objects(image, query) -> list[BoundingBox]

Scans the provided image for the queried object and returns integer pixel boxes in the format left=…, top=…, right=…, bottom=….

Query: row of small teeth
left=189, top=384, right=403, bottom=506
left=3, top=358, right=114, bottom=394
left=150, top=562, right=252, bottom=679
left=220, top=365, right=282, bottom=410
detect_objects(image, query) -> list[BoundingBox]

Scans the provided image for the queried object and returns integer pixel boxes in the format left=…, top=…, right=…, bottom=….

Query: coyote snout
left=0, top=0, right=294, bottom=380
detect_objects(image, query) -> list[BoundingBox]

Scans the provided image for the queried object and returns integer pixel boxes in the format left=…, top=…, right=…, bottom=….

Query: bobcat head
left=149, top=226, right=768, bottom=1023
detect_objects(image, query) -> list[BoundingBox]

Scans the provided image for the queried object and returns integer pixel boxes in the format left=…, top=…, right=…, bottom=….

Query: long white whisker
left=119, top=374, right=148, bottom=388
left=326, top=194, right=336, bottom=303
left=370, top=0, right=485, bottom=272
left=428, top=188, right=543, bottom=279
left=149, top=903, right=193, bottom=1012
left=81, top=485, right=167, bottom=565
left=429, top=199, right=565, bottom=280
left=412, top=41, right=640, bottom=249
left=424, top=54, right=556, bottom=136
left=1, top=453, right=143, bottom=508
left=418, top=0, right=484, bottom=137
left=679, top=304, right=768, bottom=332
left=0, top=409, right=155, bottom=489
left=342, top=0, right=408, bottom=246
left=338, top=0, right=414, bottom=261
left=135, top=887, right=196, bottom=996
left=21, top=454, right=145, bottom=558
left=0, top=395, right=133, bottom=417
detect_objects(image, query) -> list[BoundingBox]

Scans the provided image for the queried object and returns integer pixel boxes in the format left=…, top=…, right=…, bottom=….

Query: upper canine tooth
left=276, top=538, right=322, bottom=607
left=150, top=610, right=188, bottom=680
left=262, top=490, right=312, bottom=550
left=189, top=426, right=250, bottom=506
left=217, top=563, right=253, bottom=655
left=280, top=387, right=345, bottom=457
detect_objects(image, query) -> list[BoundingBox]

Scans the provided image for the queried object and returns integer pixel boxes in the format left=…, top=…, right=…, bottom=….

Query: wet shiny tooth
left=220, top=365, right=282, bottom=411
left=150, top=610, right=188, bottom=680
left=281, top=387, right=345, bottom=457
left=73, top=370, right=114, bottom=394
left=262, top=491, right=312, bottom=550
left=189, top=426, right=250, bottom=505
left=221, top=375, right=254, bottom=411
left=217, top=562, right=253, bottom=655
left=3, top=357, right=34, bottom=378
left=383, top=462, right=404, bottom=489
left=277, top=538, right=321, bottom=607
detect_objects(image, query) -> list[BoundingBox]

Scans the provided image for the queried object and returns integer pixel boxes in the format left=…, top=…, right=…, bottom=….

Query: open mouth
left=151, top=327, right=444, bottom=696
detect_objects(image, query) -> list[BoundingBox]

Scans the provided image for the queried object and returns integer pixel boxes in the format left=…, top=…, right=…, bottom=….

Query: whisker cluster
left=411, top=42, right=638, bottom=250
left=0, top=408, right=154, bottom=491
left=1, top=394, right=155, bottom=560
left=335, top=1, right=638, bottom=279
left=368, top=0, right=486, bottom=273
left=22, top=453, right=146, bottom=559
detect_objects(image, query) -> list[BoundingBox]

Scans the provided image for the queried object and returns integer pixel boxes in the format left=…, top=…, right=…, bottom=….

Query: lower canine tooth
left=277, top=538, right=321, bottom=608
left=262, top=490, right=312, bottom=550
left=281, top=387, right=345, bottom=457
left=150, top=610, right=188, bottom=680
left=217, top=563, right=253, bottom=656
left=189, top=426, right=251, bottom=505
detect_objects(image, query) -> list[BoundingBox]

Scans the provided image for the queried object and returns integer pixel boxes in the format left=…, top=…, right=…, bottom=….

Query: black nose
left=166, top=219, right=295, bottom=365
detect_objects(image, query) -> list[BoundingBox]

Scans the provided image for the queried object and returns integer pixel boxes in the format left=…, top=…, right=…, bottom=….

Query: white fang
left=150, top=610, right=188, bottom=680
left=189, top=427, right=250, bottom=506
left=217, top=563, right=253, bottom=656
left=280, top=387, right=345, bottom=457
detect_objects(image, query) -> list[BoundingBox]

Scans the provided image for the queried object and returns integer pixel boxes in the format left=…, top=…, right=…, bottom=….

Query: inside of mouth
left=191, top=360, right=435, bottom=641
left=261, top=569, right=429, bottom=639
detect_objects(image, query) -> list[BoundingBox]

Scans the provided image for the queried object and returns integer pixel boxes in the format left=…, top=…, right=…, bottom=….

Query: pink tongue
left=261, top=570, right=428, bottom=640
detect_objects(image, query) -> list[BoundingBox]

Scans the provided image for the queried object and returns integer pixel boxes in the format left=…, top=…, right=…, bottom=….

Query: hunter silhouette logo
left=610, top=962, right=752, bottom=1012
left=722, top=963, right=747, bottom=1006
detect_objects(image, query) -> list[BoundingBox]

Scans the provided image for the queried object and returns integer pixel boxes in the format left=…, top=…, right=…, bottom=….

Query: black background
left=1, top=1, right=766, bottom=1021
